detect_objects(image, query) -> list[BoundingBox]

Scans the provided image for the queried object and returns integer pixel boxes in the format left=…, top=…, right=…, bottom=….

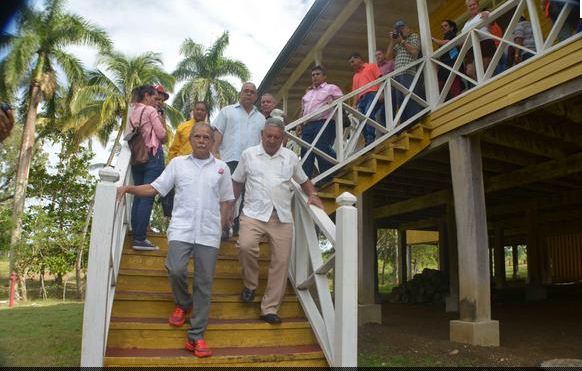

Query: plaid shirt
left=394, top=32, right=420, bottom=76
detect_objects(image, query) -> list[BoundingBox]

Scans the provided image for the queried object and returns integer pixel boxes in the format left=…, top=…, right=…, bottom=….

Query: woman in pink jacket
left=128, top=85, right=166, bottom=250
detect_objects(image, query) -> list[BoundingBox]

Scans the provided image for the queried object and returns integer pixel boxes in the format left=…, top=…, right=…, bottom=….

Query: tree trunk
left=40, top=266, right=47, bottom=300
left=381, top=257, right=386, bottom=285
left=75, top=207, right=91, bottom=299
left=9, top=82, right=42, bottom=274
left=105, top=115, right=128, bottom=166
left=18, top=272, right=28, bottom=301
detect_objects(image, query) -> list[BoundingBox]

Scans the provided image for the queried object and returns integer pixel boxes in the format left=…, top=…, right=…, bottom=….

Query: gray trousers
left=165, top=240, right=218, bottom=341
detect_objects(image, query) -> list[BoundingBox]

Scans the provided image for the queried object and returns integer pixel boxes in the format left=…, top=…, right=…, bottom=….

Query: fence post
left=416, top=0, right=440, bottom=108
left=334, top=192, right=358, bottom=367
left=80, top=167, right=120, bottom=367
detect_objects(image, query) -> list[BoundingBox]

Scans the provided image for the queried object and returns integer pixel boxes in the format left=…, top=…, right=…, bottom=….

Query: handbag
left=124, top=108, right=149, bottom=166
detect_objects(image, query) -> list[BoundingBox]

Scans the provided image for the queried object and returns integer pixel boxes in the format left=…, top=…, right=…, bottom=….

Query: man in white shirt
left=212, top=82, right=265, bottom=235
left=211, top=82, right=266, bottom=174
left=232, top=118, right=323, bottom=324
left=117, top=123, right=234, bottom=358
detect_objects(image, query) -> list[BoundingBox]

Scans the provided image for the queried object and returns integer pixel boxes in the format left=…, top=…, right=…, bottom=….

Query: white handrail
left=81, top=142, right=132, bottom=367
left=290, top=186, right=358, bottom=366
left=80, top=1, right=581, bottom=366
left=284, top=0, right=581, bottom=184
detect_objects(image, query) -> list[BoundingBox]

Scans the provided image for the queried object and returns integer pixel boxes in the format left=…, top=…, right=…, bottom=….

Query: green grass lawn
left=0, top=301, right=83, bottom=366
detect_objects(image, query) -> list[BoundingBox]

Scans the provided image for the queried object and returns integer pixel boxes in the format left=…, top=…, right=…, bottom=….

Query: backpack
left=124, top=108, right=149, bottom=166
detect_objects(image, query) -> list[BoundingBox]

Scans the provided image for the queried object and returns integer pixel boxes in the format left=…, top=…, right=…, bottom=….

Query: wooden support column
left=416, top=0, right=440, bottom=107
left=449, top=135, right=499, bottom=346
left=512, top=245, right=519, bottom=280
left=438, top=220, right=447, bottom=272
left=526, top=211, right=547, bottom=301
left=446, top=202, right=459, bottom=313
left=398, top=229, right=408, bottom=284
left=494, top=226, right=506, bottom=289
left=282, top=92, right=289, bottom=113
left=314, top=49, right=322, bottom=67
left=364, top=0, right=377, bottom=63
left=357, top=191, right=381, bottom=324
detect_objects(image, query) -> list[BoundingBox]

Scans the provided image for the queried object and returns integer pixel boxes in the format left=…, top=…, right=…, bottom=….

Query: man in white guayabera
left=117, top=122, right=234, bottom=358
left=232, top=118, right=323, bottom=324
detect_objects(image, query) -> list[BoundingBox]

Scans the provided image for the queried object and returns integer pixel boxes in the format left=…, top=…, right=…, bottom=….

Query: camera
left=0, top=102, right=11, bottom=113
left=391, top=31, right=400, bottom=39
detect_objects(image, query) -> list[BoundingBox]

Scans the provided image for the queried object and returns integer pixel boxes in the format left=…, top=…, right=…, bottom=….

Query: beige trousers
left=238, top=212, right=293, bottom=315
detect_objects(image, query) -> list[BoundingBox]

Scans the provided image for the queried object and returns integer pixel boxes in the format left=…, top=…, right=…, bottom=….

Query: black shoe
left=260, top=313, right=282, bottom=324
left=240, top=287, right=255, bottom=303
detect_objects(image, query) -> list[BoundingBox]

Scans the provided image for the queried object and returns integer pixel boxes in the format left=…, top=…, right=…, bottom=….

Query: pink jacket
left=130, top=103, right=166, bottom=155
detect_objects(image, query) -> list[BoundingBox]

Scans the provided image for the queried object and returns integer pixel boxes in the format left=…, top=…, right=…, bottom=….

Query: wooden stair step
left=107, top=317, right=317, bottom=349
left=120, top=253, right=269, bottom=275
left=116, top=269, right=294, bottom=295
left=370, top=153, right=394, bottom=162
left=125, top=236, right=271, bottom=258
left=330, top=178, right=355, bottom=186
left=111, top=291, right=304, bottom=320
left=104, top=345, right=327, bottom=367
left=353, top=166, right=375, bottom=174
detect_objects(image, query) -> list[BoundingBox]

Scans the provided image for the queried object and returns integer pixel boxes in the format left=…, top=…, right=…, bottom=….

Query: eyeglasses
left=311, top=72, right=322, bottom=76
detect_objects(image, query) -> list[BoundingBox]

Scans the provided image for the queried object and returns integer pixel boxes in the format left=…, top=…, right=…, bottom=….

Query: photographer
left=386, top=20, right=422, bottom=123
left=0, top=102, right=14, bottom=143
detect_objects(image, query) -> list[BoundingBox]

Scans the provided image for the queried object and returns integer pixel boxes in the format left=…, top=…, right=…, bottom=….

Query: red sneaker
left=185, top=339, right=212, bottom=358
left=169, top=306, right=190, bottom=327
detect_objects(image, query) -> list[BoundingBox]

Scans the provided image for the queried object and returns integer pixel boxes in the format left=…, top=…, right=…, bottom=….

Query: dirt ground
left=359, top=286, right=582, bottom=366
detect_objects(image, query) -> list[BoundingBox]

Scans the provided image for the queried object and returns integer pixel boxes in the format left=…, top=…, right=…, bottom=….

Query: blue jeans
left=392, top=74, right=423, bottom=124
left=357, top=92, right=383, bottom=145
left=301, top=120, right=336, bottom=179
left=131, top=147, right=165, bottom=241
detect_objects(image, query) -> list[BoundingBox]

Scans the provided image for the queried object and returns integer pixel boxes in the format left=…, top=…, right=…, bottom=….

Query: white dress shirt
left=212, top=103, right=266, bottom=163
left=151, top=154, right=234, bottom=248
left=232, top=144, right=309, bottom=223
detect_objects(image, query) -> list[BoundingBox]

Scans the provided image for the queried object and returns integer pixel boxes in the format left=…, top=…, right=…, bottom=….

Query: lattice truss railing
left=283, top=0, right=581, bottom=185
left=431, top=0, right=579, bottom=103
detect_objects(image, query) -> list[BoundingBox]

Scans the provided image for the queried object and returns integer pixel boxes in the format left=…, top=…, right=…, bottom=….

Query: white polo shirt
left=232, top=144, right=309, bottom=224
left=151, top=154, right=234, bottom=248
left=211, top=103, right=265, bottom=163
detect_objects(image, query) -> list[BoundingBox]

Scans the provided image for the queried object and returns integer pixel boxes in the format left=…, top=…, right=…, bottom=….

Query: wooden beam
left=276, top=0, right=363, bottom=101
left=374, top=189, right=451, bottom=219
left=481, top=127, right=568, bottom=160
left=485, top=152, right=582, bottom=193
left=374, top=151, right=582, bottom=220
left=512, top=115, right=582, bottom=148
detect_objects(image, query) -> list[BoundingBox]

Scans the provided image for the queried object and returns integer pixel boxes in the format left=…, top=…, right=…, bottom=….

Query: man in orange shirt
left=349, top=52, right=383, bottom=145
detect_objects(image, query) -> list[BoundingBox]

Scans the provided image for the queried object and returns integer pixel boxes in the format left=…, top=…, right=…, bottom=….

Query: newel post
left=81, top=167, right=120, bottom=367
left=334, top=192, right=358, bottom=367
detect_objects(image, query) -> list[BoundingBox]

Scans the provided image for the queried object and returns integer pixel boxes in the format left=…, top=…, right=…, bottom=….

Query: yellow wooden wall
left=547, top=233, right=582, bottom=283
left=426, top=38, right=582, bottom=138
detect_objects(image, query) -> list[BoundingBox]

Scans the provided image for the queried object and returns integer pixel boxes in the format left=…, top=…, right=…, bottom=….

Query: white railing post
left=334, top=192, right=358, bottom=367
left=525, top=0, right=545, bottom=53
left=81, top=167, right=120, bottom=367
left=364, top=0, right=377, bottom=63
left=417, top=0, right=440, bottom=108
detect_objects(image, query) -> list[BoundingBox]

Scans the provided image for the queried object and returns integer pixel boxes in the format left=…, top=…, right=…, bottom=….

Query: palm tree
left=68, top=50, right=178, bottom=164
left=172, top=31, right=250, bottom=117
left=1, top=0, right=112, bottom=275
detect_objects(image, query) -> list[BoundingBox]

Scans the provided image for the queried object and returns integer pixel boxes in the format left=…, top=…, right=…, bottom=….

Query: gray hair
left=263, top=117, right=285, bottom=131
left=189, top=122, right=214, bottom=140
